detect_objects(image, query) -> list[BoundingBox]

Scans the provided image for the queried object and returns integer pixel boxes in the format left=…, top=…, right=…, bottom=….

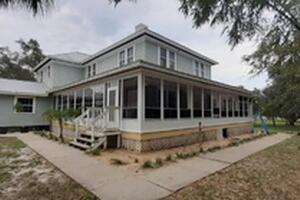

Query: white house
left=0, top=24, right=253, bottom=152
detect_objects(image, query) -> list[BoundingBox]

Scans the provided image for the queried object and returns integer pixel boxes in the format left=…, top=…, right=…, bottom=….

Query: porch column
left=137, top=74, right=143, bottom=129
left=177, top=83, right=180, bottom=120
left=226, top=95, right=229, bottom=118
left=191, top=86, right=194, bottom=119
left=210, top=90, right=213, bottom=118
left=201, top=88, right=204, bottom=118
left=219, top=93, right=221, bottom=118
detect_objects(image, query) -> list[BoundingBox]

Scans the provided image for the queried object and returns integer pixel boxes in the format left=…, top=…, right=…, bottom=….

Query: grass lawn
left=254, top=119, right=300, bottom=134
left=0, top=137, right=98, bottom=200
left=165, top=134, right=300, bottom=200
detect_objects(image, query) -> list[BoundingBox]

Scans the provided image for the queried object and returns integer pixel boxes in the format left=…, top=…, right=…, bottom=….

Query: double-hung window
left=201, top=63, right=205, bottom=77
left=195, top=61, right=200, bottom=76
left=87, top=65, right=92, bottom=78
left=127, top=47, right=134, bottom=64
left=92, top=63, right=96, bottom=76
left=160, top=48, right=167, bottom=68
left=15, top=97, right=35, bottom=113
left=169, top=51, right=175, bottom=70
left=119, top=50, right=126, bottom=67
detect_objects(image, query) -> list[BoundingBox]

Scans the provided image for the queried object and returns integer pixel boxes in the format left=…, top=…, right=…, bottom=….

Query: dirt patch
left=164, top=134, right=300, bottom=200
left=0, top=137, right=98, bottom=200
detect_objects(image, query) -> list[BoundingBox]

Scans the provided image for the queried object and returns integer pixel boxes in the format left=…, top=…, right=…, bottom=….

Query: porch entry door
left=106, top=86, right=119, bottom=129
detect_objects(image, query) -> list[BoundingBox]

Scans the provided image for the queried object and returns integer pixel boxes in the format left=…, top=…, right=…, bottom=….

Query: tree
left=43, top=109, right=80, bottom=143
left=0, top=0, right=53, bottom=16
left=0, top=39, right=45, bottom=81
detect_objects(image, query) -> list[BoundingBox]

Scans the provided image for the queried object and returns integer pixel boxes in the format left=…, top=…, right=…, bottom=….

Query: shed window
left=15, top=97, right=34, bottom=113
left=123, top=77, right=137, bottom=118
left=92, top=64, right=96, bottom=76
left=145, top=77, right=161, bottom=119
left=201, top=63, right=205, bottom=77
left=87, top=65, right=91, bottom=78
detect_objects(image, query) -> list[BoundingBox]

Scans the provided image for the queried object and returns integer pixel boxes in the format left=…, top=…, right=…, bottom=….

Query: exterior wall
left=52, top=61, right=84, bottom=88
left=0, top=94, right=51, bottom=127
left=122, top=121, right=253, bottom=152
left=144, top=39, right=212, bottom=79
left=36, top=64, right=53, bottom=88
left=83, top=38, right=145, bottom=78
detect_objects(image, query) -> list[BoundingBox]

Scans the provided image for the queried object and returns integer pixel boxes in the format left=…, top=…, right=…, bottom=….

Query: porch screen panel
left=69, top=92, right=75, bottom=110
left=239, top=96, right=244, bottom=117
left=84, top=88, right=93, bottom=110
left=145, top=77, right=161, bottom=119
left=221, top=94, right=227, bottom=117
left=180, top=84, right=191, bottom=118
left=193, top=87, right=202, bottom=118
left=164, top=81, right=177, bottom=118
left=228, top=96, right=233, bottom=117
left=62, top=94, right=68, bottom=110
left=244, top=97, right=248, bottom=117
left=57, top=95, right=62, bottom=110
left=204, top=89, right=211, bottom=117
left=234, top=96, right=239, bottom=117
left=212, top=91, right=220, bottom=118
left=123, top=77, right=138, bottom=118
left=94, top=85, right=104, bottom=108
left=75, top=90, right=83, bottom=112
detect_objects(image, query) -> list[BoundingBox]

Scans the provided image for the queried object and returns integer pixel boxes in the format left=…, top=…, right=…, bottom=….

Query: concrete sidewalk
left=17, top=133, right=291, bottom=200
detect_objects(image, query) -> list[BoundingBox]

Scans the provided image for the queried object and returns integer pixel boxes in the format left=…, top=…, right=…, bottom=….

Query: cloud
left=0, top=0, right=268, bottom=90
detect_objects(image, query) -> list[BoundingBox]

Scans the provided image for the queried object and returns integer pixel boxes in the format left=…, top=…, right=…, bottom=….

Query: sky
left=0, top=0, right=269, bottom=90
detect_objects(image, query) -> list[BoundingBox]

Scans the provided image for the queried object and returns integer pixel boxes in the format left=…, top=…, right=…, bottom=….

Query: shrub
left=165, top=154, right=172, bottom=161
left=176, top=152, right=191, bottom=159
left=208, top=145, right=222, bottom=152
left=87, top=148, right=101, bottom=156
left=155, top=158, right=163, bottom=167
left=134, top=158, right=139, bottom=163
left=142, top=160, right=154, bottom=169
left=110, top=158, right=127, bottom=165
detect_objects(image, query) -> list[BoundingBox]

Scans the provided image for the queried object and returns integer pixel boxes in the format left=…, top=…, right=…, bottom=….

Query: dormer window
left=159, top=47, right=176, bottom=69
left=119, top=50, right=126, bottom=67
left=127, top=47, right=134, bottom=64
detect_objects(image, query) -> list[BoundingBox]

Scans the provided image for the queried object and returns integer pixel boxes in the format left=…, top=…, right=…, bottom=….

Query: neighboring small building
left=0, top=24, right=254, bottom=151
left=0, top=78, right=50, bottom=133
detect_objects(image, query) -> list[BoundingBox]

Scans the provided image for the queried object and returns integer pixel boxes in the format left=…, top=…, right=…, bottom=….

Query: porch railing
left=74, top=107, right=119, bottom=141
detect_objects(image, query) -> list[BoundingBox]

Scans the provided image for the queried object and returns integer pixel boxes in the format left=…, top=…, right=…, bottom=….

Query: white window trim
left=13, top=96, right=36, bottom=114
left=118, top=45, right=135, bottom=67
left=194, top=61, right=199, bottom=76
left=158, top=46, right=177, bottom=70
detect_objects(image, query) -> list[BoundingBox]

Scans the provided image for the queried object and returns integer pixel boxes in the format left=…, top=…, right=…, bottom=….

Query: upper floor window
left=127, top=47, right=134, bottom=64
left=40, top=71, right=43, bottom=82
left=169, top=51, right=175, bottom=70
left=47, top=66, right=51, bottom=78
left=119, top=46, right=134, bottom=67
left=159, top=47, right=167, bottom=67
left=87, top=65, right=91, bottom=78
left=92, top=63, right=96, bottom=76
left=14, top=97, right=35, bottom=113
left=195, top=61, right=199, bottom=76
left=119, top=50, right=126, bottom=67
left=201, top=63, right=205, bottom=77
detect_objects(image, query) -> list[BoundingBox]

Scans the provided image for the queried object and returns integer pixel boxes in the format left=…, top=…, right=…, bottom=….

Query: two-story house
left=0, top=24, right=253, bottom=152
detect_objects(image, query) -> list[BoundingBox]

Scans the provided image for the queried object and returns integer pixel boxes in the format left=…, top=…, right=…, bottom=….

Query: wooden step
left=69, top=141, right=90, bottom=150
left=76, top=137, right=94, bottom=144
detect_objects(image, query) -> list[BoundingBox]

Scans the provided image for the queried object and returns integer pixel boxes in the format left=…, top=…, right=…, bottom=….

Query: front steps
left=69, top=130, right=121, bottom=151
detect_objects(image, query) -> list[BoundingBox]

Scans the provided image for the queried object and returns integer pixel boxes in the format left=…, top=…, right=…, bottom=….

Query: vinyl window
left=15, top=97, right=35, bottom=113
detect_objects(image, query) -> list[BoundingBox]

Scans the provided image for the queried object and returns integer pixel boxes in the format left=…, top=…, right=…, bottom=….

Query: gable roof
left=33, top=52, right=89, bottom=72
left=82, top=24, right=218, bottom=65
left=0, top=78, right=49, bottom=97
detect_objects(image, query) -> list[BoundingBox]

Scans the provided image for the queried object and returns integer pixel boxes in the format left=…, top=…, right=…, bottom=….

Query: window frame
left=122, top=77, right=138, bottom=119
left=47, top=65, right=51, bottom=78
left=194, top=61, right=200, bottom=76
left=118, top=45, right=135, bottom=67
left=158, top=47, right=177, bottom=70
left=92, top=63, right=96, bottom=76
left=14, top=96, right=36, bottom=114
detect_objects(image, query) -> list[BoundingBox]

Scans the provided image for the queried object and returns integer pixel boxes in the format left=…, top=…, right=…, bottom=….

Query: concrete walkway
left=16, top=133, right=291, bottom=200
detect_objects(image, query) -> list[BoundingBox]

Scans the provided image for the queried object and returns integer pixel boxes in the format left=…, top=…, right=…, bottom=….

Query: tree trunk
left=288, top=119, right=296, bottom=126
left=58, top=119, right=64, bottom=143
left=272, top=116, right=276, bottom=127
